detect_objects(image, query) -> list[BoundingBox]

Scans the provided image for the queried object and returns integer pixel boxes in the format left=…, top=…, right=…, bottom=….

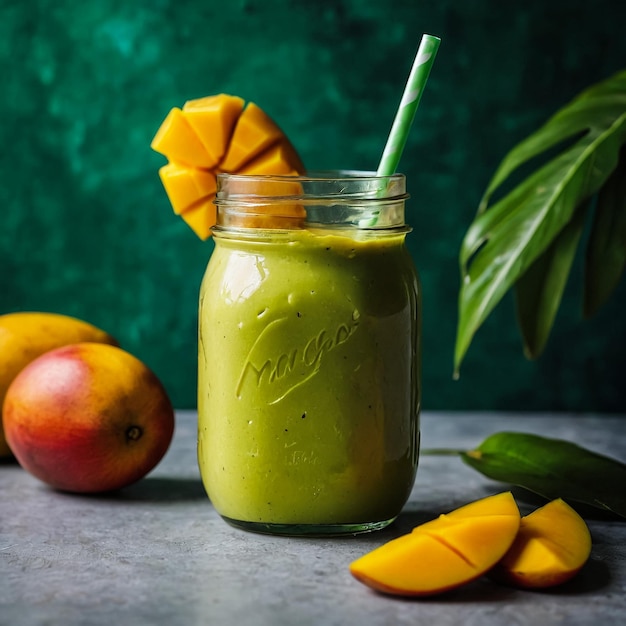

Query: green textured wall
left=2, top=0, right=625, bottom=412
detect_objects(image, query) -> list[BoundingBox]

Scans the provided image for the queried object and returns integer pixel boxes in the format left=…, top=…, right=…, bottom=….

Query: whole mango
left=3, top=342, right=174, bottom=493
left=0, top=312, right=118, bottom=457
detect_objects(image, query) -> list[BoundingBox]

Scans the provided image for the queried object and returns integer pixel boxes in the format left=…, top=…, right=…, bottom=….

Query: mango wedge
left=151, top=108, right=215, bottom=169
left=182, top=94, right=244, bottom=163
left=239, top=142, right=303, bottom=176
left=179, top=199, right=217, bottom=242
left=349, top=492, right=520, bottom=597
left=151, top=94, right=305, bottom=240
left=490, top=498, right=592, bottom=588
left=221, top=102, right=293, bottom=172
left=158, top=163, right=217, bottom=215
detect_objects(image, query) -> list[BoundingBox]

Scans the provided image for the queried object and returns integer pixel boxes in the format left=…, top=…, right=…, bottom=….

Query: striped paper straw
left=377, top=34, right=441, bottom=176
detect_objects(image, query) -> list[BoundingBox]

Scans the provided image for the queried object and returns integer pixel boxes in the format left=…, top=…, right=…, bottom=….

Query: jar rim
left=217, top=169, right=405, bottom=183
left=216, top=170, right=407, bottom=200
left=214, top=170, right=410, bottom=231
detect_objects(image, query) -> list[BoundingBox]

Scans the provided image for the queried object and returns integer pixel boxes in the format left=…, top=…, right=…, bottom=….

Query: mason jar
left=197, top=171, right=421, bottom=536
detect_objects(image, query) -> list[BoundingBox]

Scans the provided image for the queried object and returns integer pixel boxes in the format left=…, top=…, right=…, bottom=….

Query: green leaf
left=455, top=69, right=626, bottom=375
left=514, top=202, right=587, bottom=359
left=460, top=431, right=626, bottom=519
left=584, top=147, right=626, bottom=318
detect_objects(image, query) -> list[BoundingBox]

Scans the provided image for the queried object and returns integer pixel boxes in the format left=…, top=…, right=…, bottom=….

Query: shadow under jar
left=198, top=171, right=421, bottom=536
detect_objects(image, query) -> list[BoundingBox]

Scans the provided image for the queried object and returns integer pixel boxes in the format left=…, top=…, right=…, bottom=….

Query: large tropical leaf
left=514, top=202, right=587, bottom=359
left=455, top=69, right=626, bottom=375
left=583, top=147, right=626, bottom=318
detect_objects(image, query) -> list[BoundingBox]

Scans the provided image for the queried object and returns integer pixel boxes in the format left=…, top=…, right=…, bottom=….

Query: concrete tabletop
left=2, top=411, right=625, bottom=626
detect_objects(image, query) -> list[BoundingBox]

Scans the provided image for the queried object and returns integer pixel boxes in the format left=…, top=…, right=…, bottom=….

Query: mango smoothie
left=198, top=188, right=421, bottom=534
left=150, top=94, right=427, bottom=535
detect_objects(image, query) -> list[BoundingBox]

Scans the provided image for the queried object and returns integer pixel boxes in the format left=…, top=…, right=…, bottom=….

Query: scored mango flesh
left=349, top=492, right=521, bottom=597
left=151, top=94, right=306, bottom=239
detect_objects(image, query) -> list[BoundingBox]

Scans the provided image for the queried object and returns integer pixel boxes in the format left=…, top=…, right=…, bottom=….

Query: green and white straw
left=377, top=34, right=441, bottom=176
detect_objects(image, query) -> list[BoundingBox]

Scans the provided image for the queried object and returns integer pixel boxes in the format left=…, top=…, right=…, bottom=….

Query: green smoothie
left=198, top=227, right=420, bottom=532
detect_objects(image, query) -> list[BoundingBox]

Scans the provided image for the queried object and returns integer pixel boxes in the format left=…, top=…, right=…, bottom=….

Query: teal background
left=2, top=0, right=625, bottom=412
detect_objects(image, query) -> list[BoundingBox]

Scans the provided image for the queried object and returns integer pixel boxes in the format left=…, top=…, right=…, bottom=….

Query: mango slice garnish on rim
left=151, top=94, right=306, bottom=239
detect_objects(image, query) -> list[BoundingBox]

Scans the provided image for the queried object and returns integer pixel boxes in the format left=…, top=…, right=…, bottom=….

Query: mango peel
left=151, top=94, right=305, bottom=239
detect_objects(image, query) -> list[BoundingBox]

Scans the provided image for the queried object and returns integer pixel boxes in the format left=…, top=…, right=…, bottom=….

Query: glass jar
left=198, top=171, right=421, bottom=536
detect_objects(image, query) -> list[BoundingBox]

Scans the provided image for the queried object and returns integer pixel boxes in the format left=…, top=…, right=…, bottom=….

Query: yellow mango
left=0, top=312, right=118, bottom=458
left=239, top=140, right=305, bottom=176
left=350, top=532, right=478, bottom=596
left=220, top=102, right=288, bottom=172
left=419, top=516, right=523, bottom=569
left=349, top=492, right=520, bottom=597
left=151, top=96, right=306, bottom=238
left=182, top=94, right=244, bottom=163
left=158, top=163, right=217, bottom=215
left=417, top=491, right=522, bottom=530
left=150, top=108, right=216, bottom=169
left=491, top=498, right=592, bottom=588
left=179, top=199, right=217, bottom=241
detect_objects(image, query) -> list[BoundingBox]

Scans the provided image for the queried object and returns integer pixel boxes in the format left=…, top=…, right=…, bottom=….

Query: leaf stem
left=420, top=448, right=466, bottom=456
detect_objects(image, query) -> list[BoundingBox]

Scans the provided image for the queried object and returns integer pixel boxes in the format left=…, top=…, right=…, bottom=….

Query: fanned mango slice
left=151, top=108, right=215, bottom=169
left=179, top=199, right=216, bottom=241
left=418, top=516, right=522, bottom=570
left=182, top=94, right=244, bottom=163
left=490, top=498, right=592, bottom=589
left=349, top=492, right=520, bottom=597
left=351, top=532, right=479, bottom=596
left=220, top=102, right=289, bottom=172
left=239, top=141, right=304, bottom=176
left=151, top=94, right=305, bottom=239
left=158, top=163, right=217, bottom=215
left=417, top=491, right=521, bottom=529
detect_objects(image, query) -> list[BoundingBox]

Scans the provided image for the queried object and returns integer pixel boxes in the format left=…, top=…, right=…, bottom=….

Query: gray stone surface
left=2, top=411, right=625, bottom=625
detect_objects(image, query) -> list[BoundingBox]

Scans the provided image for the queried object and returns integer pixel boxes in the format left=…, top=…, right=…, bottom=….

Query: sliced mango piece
left=158, top=163, right=217, bottom=215
left=418, top=491, right=521, bottom=529
left=182, top=94, right=244, bottom=163
left=220, top=102, right=289, bottom=172
left=239, top=141, right=304, bottom=176
left=418, top=516, right=522, bottom=571
left=350, top=532, right=480, bottom=597
left=151, top=95, right=305, bottom=238
left=179, top=199, right=216, bottom=241
left=349, top=492, right=520, bottom=597
left=151, top=108, right=216, bottom=169
left=491, top=498, right=592, bottom=589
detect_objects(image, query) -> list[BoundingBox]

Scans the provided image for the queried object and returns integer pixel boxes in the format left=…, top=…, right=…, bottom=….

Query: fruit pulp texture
left=198, top=229, right=420, bottom=525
